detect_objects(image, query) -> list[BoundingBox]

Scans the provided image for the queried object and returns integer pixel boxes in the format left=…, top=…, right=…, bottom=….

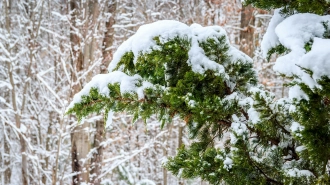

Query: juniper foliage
left=244, top=0, right=330, bottom=16
left=68, top=2, right=330, bottom=183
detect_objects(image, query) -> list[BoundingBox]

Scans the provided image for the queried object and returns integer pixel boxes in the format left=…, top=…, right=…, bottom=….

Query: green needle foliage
left=67, top=2, right=330, bottom=183
left=244, top=0, right=330, bottom=16
left=288, top=75, right=330, bottom=181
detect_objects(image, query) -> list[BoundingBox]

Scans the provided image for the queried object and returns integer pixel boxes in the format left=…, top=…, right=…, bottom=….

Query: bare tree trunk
left=101, top=1, right=117, bottom=74
left=71, top=122, right=90, bottom=184
left=90, top=120, right=104, bottom=185
left=7, top=57, right=28, bottom=185
left=178, top=125, right=184, bottom=185
left=239, top=5, right=255, bottom=57
left=3, top=1, right=12, bottom=184
left=3, top=125, right=11, bottom=184
left=178, top=126, right=183, bottom=148
left=89, top=15, right=101, bottom=185
left=69, top=0, right=90, bottom=184
left=90, top=2, right=117, bottom=184
left=162, top=134, right=167, bottom=185
left=20, top=135, right=28, bottom=185
left=4, top=0, right=11, bottom=32
left=52, top=116, right=64, bottom=185
left=43, top=112, right=53, bottom=184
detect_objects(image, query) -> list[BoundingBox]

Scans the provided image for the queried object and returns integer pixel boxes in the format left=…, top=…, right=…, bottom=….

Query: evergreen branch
left=244, top=144, right=283, bottom=185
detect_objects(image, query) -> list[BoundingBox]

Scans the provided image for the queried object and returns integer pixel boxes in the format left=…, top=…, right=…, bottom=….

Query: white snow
left=188, top=100, right=196, bottom=108
left=20, top=124, right=27, bottom=133
left=223, top=157, right=233, bottom=170
left=239, top=97, right=253, bottom=107
left=136, top=179, right=156, bottom=185
left=295, top=145, right=306, bottom=152
left=273, top=13, right=330, bottom=77
left=228, top=46, right=253, bottom=65
left=231, top=115, right=247, bottom=134
left=286, top=168, right=314, bottom=177
left=249, top=87, right=274, bottom=102
left=288, top=85, right=309, bottom=100
left=247, top=107, right=260, bottom=124
left=299, top=38, right=330, bottom=80
left=230, top=114, right=247, bottom=144
left=190, top=24, right=227, bottom=42
left=108, top=20, right=249, bottom=75
left=105, top=110, right=114, bottom=128
left=276, top=14, right=328, bottom=51
left=262, top=12, right=330, bottom=101
left=262, top=13, right=330, bottom=74
left=261, top=9, right=285, bottom=58
left=290, top=122, right=304, bottom=133
left=223, top=92, right=238, bottom=102
left=109, top=20, right=191, bottom=71
left=230, top=121, right=247, bottom=137
left=238, top=96, right=261, bottom=124
left=67, top=71, right=153, bottom=110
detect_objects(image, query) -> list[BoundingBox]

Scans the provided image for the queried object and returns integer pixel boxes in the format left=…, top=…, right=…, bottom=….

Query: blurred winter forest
left=0, top=0, right=285, bottom=184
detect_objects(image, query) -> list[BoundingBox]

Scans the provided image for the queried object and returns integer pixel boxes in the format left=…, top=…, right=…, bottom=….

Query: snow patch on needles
left=223, top=157, right=233, bottom=170
left=67, top=71, right=153, bottom=110
left=108, top=20, right=242, bottom=75
left=247, top=107, right=260, bottom=124
left=261, top=9, right=285, bottom=58
left=109, top=20, right=191, bottom=71
left=230, top=122, right=247, bottom=144
left=299, top=38, right=330, bottom=80
left=262, top=12, right=330, bottom=78
left=275, top=14, right=328, bottom=52
left=273, top=13, right=330, bottom=77
left=290, top=122, right=304, bottom=133
left=289, top=85, right=309, bottom=100
left=285, top=168, right=314, bottom=178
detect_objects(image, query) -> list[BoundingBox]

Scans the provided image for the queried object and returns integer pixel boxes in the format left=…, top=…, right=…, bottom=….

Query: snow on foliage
left=262, top=13, right=330, bottom=77
left=67, top=20, right=255, bottom=121
left=262, top=12, right=330, bottom=99
left=288, top=85, right=309, bottom=100
left=109, top=20, right=251, bottom=75
left=273, top=13, right=330, bottom=78
left=300, top=38, right=330, bottom=80
left=109, top=20, right=192, bottom=71
left=68, top=19, right=261, bottom=184
left=285, top=168, right=314, bottom=178
left=259, top=9, right=330, bottom=184
left=67, top=71, right=153, bottom=110
left=68, top=9, right=330, bottom=183
left=223, top=157, right=233, bottom=170
left=261, top=9, right=285, bottom=57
